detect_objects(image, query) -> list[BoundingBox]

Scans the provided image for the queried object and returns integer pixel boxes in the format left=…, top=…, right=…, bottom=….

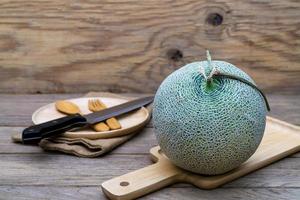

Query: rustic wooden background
left=0, top=0, right=299, bottom=94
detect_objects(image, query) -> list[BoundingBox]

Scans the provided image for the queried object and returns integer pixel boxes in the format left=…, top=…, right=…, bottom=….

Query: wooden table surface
left=0, top=93, right=299, bottom=200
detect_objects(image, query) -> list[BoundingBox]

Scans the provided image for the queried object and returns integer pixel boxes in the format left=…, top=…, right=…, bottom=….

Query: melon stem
left=199, top=50, right=219, bottom=86
left=199, top=51, right=270, bottom=111
left=206, top=50, right=213, bottom=74
left=205, top=50, right=217, bottom=84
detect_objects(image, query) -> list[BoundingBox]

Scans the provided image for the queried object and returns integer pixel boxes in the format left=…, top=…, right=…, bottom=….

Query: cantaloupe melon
left=153, top=51, right=268, bottom=175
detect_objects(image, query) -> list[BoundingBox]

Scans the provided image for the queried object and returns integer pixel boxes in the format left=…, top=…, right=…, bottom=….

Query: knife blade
left=22, top=96, right=154, bottom=144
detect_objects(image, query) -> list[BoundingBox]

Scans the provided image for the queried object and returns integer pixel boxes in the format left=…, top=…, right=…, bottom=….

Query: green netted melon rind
left=153, top=61, right=267, bottom=175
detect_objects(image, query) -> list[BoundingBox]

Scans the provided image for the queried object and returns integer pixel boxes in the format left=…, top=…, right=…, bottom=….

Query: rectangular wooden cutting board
left=101, top=117, right=300, bottom=200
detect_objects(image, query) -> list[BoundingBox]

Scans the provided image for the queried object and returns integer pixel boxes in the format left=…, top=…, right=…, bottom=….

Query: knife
left=22, top=96, right=154, bottom=144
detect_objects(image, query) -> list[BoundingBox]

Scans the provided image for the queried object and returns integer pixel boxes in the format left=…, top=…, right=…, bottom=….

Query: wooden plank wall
left=0, top=0, right=299, bottom=94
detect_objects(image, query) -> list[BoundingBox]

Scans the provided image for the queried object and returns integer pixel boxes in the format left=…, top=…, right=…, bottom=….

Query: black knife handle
left=22, top=114, right=88, bottom=144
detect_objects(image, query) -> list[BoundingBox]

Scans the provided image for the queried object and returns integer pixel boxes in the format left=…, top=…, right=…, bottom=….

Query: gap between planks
left=0, top=186, right=299, bottom=200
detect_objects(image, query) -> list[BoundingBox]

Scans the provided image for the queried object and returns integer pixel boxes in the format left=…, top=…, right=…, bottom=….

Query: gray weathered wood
left=0, top=187, right=299, bottom=200
left=1, top=126, right=299, bottom=158
left=0, top=93, right=299, bottom=199
left=0, top=94, right=299, bottom=127
left=0, top=154, right=299, bottom=187
left=143, top=188, right=300, bottom=200
left=0, top=94, right=80, bottom=127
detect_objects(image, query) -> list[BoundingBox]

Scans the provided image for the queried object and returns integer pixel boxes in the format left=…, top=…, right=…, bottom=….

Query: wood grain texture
left=1, top=154, right=300, bottom=187
left=101, top=118, right=300, bottom=200
left=32, top=97, right=150, bottom=139
left=0, top=0, right=299, bottom=94
left=0, top=94, right=299, bottom=127
left=0, top=187, right=299, bottom=200
left=0, top=127, right=157, bottom=154
left=1, top=126, right=300, bottom=158
left=1, top=93, right=300, bottom=199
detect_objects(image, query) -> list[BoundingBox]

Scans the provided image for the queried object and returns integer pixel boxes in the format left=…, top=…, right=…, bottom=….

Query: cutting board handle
left=101, top=161, right=181, bottom=200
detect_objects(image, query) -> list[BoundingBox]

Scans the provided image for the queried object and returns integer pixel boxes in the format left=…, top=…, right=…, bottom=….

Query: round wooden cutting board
left=32, top=97, right=150, bottom=139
